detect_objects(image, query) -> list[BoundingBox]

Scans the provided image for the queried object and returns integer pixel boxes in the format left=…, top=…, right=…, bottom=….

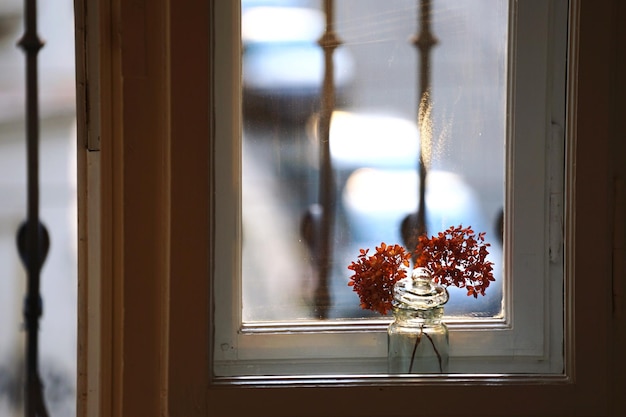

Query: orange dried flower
left=415, top=225, right=495, bottom=298
left=348, top=225, right=496, bottom=315
left=347, top=243, right=411, bottom=315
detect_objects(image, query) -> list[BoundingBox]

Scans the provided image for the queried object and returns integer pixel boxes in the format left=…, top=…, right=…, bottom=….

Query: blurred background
left=241, top=0, right=507, bottom=321
left=0, top=0, right=77, bottom=415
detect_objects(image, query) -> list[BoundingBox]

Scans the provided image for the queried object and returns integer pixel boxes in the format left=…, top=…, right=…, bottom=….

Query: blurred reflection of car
left=242, top=0, right=354, bottom=123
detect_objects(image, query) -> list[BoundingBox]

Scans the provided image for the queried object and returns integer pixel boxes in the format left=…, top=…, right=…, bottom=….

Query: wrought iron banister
left=15, top=0, right=50, bottom=415
left=304, top=0, right=438, bottom=317
left=402, top=0, right=437, bottom=254
left=301, top=0, right=341, bottom=319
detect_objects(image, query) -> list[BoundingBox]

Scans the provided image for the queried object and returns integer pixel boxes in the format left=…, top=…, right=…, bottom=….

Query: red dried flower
left=415, top=225, right=495, bottom=298
left=347, top=225, right=496, bottom=315
left=347, top=243, right=411, bottom=315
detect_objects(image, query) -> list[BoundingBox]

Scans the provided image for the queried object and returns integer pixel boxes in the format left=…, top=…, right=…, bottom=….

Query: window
left=213, top=0, right=567, bottom=377
left=240, top=0, right=506, bottom=321
left=76, top=0, right=626, bottom=415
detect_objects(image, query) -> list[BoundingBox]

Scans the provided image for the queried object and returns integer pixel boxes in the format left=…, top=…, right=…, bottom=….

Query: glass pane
left=242, top=0, right=506, bottom=321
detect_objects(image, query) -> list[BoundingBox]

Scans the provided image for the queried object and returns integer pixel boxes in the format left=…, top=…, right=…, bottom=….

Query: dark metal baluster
left=304, top=0, right=340, bottom=319
left=315, top=0, right=341, bottom=319
left=402, top=0, right=438, bottom=253
left=16, top=0, right=50, bottom=415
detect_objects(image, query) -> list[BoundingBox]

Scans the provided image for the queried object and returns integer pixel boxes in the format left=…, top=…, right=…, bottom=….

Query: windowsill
left=212, top=371, right=572, bottom=387
left=239, top=317, right=508, bottom=334
left=216, top=315, right=563, bottom=378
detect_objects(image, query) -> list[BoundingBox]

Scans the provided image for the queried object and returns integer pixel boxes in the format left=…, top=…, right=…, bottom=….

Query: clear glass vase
left=388, top=267, right=449, bottom=374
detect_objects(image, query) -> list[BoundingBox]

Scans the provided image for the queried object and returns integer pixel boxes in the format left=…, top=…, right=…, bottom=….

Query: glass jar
left=388, top=267, right=449, bottom=374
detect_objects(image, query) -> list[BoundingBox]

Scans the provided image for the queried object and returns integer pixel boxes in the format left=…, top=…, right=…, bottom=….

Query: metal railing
left=15, top=0, right=50, bottom=415
left=402, top=0, right=437, bottom=256
left=305, top=0, right=437, bottom=316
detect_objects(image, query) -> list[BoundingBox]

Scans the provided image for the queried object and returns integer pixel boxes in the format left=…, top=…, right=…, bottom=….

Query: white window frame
left=213, top=0, right=568, bottom=378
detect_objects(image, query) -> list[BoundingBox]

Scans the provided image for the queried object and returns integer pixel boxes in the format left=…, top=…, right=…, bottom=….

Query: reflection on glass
left=242, top=0, right=506, bottom=321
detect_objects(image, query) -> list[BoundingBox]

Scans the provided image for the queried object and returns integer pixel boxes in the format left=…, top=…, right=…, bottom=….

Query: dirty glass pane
left=241, top=0, right=506, bottom=321
left=0, top=1, right=77, bottom=415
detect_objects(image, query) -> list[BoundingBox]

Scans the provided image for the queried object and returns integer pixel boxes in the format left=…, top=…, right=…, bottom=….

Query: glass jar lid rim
left=393, top=267, right=449, bottom=309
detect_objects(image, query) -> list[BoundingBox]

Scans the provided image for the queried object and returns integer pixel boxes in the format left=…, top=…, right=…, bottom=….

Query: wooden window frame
left=75, top=0, right=626, bottom=416
left=213, top=0, right=567, bottom=378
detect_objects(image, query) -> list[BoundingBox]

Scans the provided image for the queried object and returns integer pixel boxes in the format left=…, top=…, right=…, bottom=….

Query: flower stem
left=408, top=327, right=423, bottom=373
left=423, top=332, right=443, bottom=373
left=408, top=325, right=443, bottom=373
